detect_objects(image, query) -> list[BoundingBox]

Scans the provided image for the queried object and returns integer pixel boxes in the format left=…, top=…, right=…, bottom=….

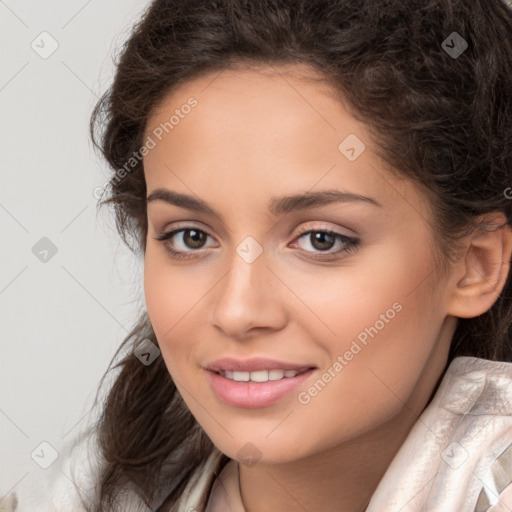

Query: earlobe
left=447, top=213, right=512, bottom=319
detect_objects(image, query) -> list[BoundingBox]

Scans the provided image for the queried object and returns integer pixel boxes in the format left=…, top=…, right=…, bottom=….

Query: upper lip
left=205, top=357, right=316, bottom=373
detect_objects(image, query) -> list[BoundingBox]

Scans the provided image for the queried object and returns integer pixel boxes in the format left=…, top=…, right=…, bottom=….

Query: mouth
left=206, top=366, right=317, bottom=408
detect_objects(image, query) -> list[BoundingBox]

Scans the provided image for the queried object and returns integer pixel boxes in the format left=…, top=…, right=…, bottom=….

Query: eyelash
left=153, top=224, right=360, bottom=261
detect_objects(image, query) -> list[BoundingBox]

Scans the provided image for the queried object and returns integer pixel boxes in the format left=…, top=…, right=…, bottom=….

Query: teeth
left=221, top=369, right=304, bottom=382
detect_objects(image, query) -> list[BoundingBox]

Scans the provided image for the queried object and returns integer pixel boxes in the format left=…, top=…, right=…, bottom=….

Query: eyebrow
left=146, top=188, right=383, bottom=220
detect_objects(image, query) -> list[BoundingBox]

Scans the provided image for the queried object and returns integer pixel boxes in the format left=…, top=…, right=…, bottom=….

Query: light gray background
left=1, top=0, right=151, bottom=496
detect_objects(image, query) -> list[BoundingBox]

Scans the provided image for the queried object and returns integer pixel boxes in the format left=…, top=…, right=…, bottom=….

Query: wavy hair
left=83, top=0, right=512, bottom=510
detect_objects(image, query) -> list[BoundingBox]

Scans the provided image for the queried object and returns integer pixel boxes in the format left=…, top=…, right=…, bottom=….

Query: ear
left=447, top=212, right=512, bottom=319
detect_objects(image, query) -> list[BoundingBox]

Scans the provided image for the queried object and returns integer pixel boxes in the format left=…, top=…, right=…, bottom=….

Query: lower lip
left=206, top=368, right=316, bottom=408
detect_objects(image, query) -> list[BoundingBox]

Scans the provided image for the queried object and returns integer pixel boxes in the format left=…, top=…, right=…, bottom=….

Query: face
left=143, top=63, right=457, bottom=464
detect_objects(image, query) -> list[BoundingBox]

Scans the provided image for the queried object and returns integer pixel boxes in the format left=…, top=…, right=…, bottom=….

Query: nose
left=210, top=246, right=288, bottom=340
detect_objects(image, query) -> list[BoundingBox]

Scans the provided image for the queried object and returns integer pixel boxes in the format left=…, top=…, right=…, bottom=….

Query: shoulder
left=367, top=356, right=512, bottom=510
left=0, top=427, right=103, bottom=512
left=1, top=426, right=222, bottom=512
left=174, top=449, right=229, bottom=512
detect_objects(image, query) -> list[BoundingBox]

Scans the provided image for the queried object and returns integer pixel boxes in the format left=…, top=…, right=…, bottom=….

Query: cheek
left=283, top=238, right=437, bottom=345
left=143, top=250, right=218, bottom=377
left=285, top=241, right=443, bottom=401
left=144, top=253, right=186, bottom=365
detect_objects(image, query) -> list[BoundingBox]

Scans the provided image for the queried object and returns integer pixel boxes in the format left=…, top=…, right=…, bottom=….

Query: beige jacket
left=2, top=356, right=512, bottom=511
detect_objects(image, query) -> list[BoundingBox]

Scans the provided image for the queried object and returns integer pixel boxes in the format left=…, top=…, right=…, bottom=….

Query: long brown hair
left=83, top=0, right=512, bottom=510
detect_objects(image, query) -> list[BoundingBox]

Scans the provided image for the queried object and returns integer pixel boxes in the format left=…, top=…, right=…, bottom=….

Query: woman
left=2, top=0, right=512, bottom=510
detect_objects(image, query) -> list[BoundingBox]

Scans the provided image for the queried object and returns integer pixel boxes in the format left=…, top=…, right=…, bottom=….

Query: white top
left=2, top=356, right=512, bottom=511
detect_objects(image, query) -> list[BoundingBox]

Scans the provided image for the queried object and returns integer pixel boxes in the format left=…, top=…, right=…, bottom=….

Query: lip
left=205, top=366, right=317, bottom=408
left=205, top=357, right=315, bottom=373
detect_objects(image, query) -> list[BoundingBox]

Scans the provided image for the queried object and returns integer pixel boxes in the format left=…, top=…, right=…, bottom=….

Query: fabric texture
left=2, top=356, right=512, bottom=512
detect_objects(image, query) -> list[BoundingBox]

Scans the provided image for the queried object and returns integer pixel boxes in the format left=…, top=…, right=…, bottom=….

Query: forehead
left=142, top=63, right=430, bottom=223
left=146, top=61, right=342, bottom=125
left=145, top=63, right=367, bottom=174
left=144, top=62, right=364, bottom=152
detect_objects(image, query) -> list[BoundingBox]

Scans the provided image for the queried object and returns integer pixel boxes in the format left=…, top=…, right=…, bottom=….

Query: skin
left=142, top=62, right=512, bottom=512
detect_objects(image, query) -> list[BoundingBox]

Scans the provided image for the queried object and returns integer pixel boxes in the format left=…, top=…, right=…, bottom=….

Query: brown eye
left=154, top=227, right=215, bottom=260
left=291, top=228, right=360, bottom=260
left=182, top=229, right=207, bottom=249
left=307, top=231, right=336, bottom=251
